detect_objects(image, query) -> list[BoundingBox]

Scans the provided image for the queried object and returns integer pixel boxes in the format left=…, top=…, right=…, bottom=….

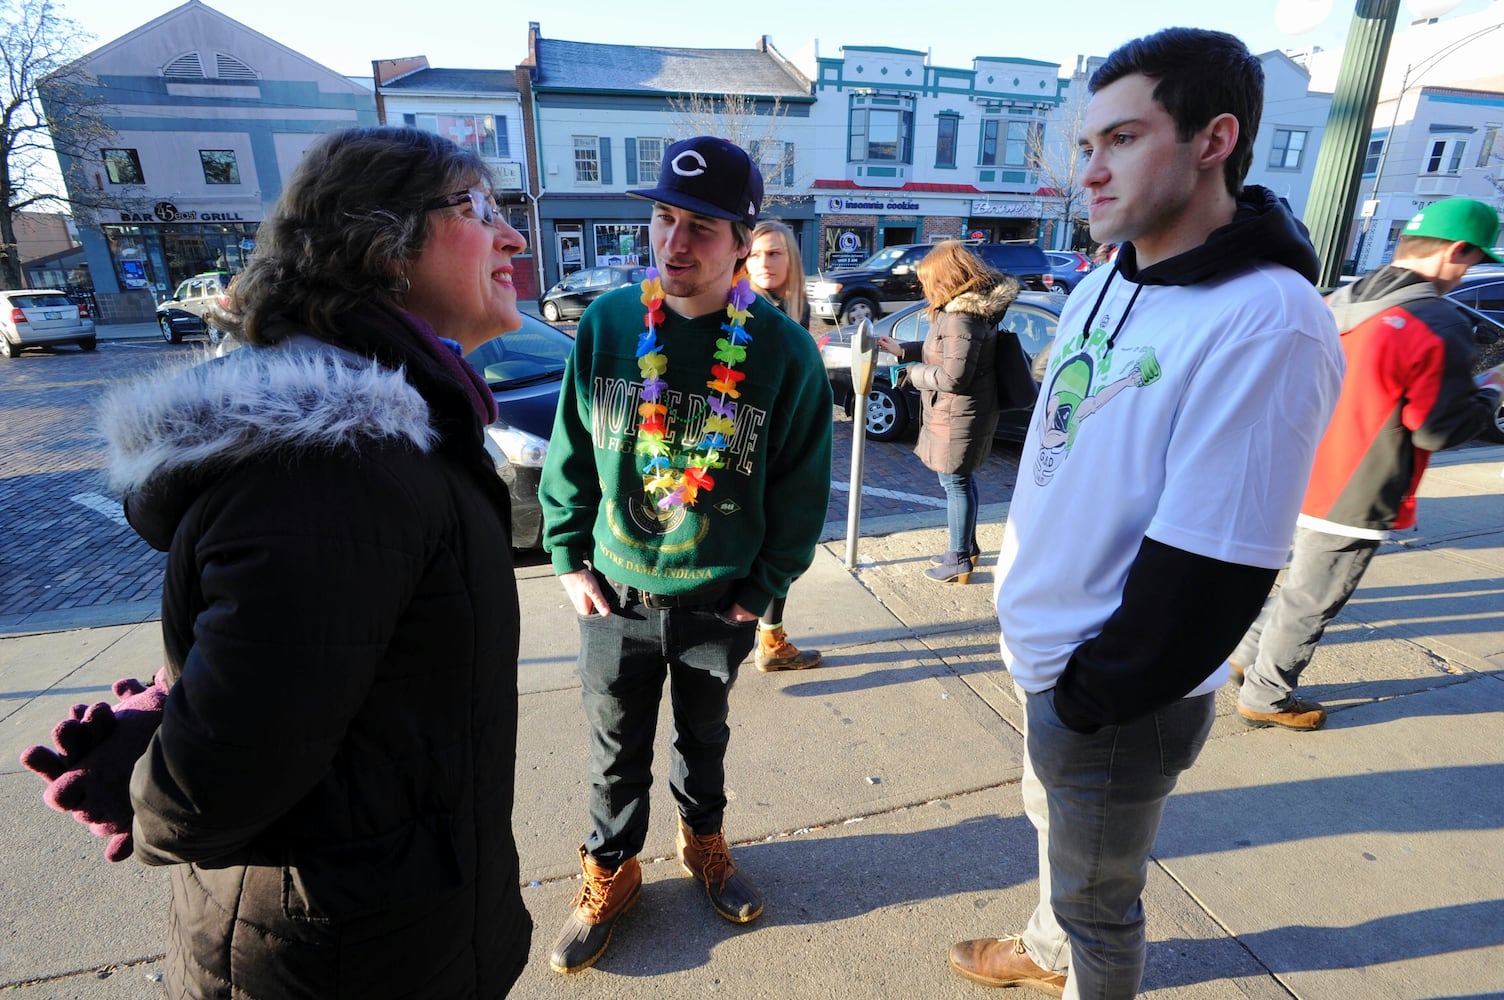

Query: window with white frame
left=1268, top=128, right=1308, bottom=169
left=574, top=136, right=600, bottom=184
left=1362, top=136, right=1385, bottom=175
left=636, top=138, right=664, bottom=184
left=1477, top=126, right=1500, bottom=168
left=848, top=95, right=915, bottom=164
left=748, top=140, right=794, bottom=188
left=1424, top=136, right=1467, bottom=174
left=402, top=113, right=504, bottom=159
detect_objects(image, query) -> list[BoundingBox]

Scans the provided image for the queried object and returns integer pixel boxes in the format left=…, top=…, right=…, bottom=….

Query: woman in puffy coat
left=878, top=240, right=1024, bottom=584
left=102, top=126, right=533, bottom=997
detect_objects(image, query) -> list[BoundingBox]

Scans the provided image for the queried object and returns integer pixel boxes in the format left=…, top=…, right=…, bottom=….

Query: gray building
left=45, top=0, right=376, bottom=322
left=518, top=23, right=815, bottom=288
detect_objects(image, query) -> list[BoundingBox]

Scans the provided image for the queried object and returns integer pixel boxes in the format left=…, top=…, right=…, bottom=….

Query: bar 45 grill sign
left=116, top=201, right=250, bottom=223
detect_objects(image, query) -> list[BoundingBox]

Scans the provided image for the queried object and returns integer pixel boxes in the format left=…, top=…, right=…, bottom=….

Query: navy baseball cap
left=627, top=136, right=763, bottom=227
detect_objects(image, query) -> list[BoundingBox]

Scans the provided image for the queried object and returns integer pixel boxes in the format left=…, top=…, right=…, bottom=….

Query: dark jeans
left=577, top=590, right=758, bottom=868
left=937, top=470, right=979, bottom=555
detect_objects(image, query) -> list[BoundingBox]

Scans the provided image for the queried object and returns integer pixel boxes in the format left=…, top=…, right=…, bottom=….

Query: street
left=0, top=339, right=1023, bottom=623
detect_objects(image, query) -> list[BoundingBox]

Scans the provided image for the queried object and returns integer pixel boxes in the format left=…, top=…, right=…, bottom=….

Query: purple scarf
left=385, top=304, right=498, bottom=426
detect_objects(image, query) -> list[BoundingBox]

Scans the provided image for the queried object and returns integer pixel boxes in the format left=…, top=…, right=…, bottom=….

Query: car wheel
left=542, top=301, right=561, bottom=322
left=1484, top=398, right=1504, bottom=443
left=159, top=317, right=183, bottom=344
left=206, top=325, right=224, bottom=346
left=840, top=297, right=878, bottom=326
left=79, top=338, right=97, bottom=352
left=0, top=337, right=19, bottom=358
left=1049, top=282, right=1068, bottom=296
left=863, top=384, right=908, bottom=441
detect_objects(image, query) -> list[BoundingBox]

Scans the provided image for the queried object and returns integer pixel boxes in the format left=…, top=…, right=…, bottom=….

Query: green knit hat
left=1402, top=198, right=1502, bottom=263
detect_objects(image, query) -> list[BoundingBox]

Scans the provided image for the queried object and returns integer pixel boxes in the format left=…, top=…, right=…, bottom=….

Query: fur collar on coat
left=941, top=282, right=1019, bottom=319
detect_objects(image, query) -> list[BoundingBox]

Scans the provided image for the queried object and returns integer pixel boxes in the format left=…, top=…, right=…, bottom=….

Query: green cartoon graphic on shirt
left=1033, top=341, right=1161, bottom=486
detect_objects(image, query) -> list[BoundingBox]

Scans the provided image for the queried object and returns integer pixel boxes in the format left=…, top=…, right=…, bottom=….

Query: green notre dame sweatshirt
left=539, top=283, right=833, bottom=616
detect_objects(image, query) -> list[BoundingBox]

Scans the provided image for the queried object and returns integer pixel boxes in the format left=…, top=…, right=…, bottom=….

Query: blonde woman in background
left=745, top=220, right=820, bottom=670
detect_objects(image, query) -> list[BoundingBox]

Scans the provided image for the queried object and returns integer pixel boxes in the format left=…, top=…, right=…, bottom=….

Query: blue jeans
left=936, top=471, right=978, bottom=555
left=1018, top=686, right=1214, bottom=1000
left=577, top=590, right=758, bottom=869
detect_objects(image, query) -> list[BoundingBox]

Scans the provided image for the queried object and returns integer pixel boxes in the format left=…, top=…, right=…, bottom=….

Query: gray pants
left=1233, top=526, right=1380, bottom=714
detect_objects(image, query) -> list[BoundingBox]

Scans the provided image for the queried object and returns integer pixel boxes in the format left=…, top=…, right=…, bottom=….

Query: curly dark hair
left=221, top=126, right=492, bottom=344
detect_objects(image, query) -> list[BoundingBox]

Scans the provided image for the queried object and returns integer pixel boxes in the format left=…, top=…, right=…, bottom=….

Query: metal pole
left=845, top=319, right=876, bottom=570
left=1303, top=0, right=1401, bottom=292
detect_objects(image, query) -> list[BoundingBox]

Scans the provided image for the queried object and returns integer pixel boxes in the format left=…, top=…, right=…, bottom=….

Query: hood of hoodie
left=1114, top=185, right=1321, bottom=288
left=101, top=337, right=436, bottom=550
left=942, top=281, right=1019, bottom=319
left=1324, top=265, right=1438, bottom=332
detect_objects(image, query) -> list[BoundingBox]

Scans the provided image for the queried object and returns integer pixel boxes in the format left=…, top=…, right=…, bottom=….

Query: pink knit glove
left=19, top=668, right=169, bottom=863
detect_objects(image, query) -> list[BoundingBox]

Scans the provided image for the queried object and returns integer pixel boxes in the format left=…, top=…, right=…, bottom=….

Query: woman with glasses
left=99, top=126, right=532, bottom=997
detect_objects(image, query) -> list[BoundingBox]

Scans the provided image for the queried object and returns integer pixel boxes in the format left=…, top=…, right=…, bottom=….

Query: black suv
left=807, top=241, right=1051, bottom=326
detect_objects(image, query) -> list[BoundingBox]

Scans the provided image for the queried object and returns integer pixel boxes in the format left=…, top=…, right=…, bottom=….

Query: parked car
left=1045, top=250, right=1095, bottom=295
left=1451, top=299, right=1504, bottom=443
left=465, top=313, right=574, bottom=549
left=1447, top=265, right=1504, bottom=326
left=806, top=241, right=1052, bottom=327
left=822, top=291, right=1063, bottom=442
left=538, top=264, right=649, bottom=322
left=157, top=271, right=232, bottom=344
left=0, top=289, right=96, bottom=357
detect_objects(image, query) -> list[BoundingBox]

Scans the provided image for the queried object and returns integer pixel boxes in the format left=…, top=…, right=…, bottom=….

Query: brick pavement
left=0, top=341, right=1017, bottom=624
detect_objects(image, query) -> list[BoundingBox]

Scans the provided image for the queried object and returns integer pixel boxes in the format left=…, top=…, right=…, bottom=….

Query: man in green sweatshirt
left=538, top=136, right=832, bottom=975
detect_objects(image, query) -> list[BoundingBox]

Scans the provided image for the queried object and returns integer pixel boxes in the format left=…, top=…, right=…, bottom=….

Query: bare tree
left=665, top=92, right=801, bottom=207
left=0, top=0, right=117, bottom=288
left=1029, top=80, right=1091, bottom=252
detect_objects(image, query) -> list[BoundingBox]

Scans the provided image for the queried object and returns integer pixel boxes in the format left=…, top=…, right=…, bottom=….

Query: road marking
left=830, top=480, right=946, bottom=508
left=70, top=492, right=129, bottom=527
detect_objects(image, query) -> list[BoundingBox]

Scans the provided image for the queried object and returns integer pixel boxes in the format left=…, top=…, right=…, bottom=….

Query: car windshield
left=853, top=246, right=915, bottom=271
left=464, top=318, right=573, bottom=388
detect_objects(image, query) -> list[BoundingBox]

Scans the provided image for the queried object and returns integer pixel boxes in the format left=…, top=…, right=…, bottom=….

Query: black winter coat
left=102, top=315, right=530, bottom=999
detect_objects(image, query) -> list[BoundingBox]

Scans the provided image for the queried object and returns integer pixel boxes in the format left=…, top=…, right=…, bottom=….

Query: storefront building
left=46, top=1, right=377, bottom=322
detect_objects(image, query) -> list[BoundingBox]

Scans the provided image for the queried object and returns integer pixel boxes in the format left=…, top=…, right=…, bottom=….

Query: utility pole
left=1303, top=0, right=1401, bottom=291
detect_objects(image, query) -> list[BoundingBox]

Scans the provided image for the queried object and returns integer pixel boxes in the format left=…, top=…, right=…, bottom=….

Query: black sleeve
left=1051, top=536, right=1277, bottom=733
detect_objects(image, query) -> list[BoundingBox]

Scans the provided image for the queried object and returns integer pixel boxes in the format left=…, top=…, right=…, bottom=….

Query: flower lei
left=635, top=266, right=756, bottom=510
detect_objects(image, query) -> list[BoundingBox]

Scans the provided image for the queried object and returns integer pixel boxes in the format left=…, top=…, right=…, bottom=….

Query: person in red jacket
left=1232, top=196, right=1504, bottom=731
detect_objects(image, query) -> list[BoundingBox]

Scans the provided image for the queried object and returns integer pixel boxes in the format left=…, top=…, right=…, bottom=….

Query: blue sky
left=53, top=0, right=1496, bottom=78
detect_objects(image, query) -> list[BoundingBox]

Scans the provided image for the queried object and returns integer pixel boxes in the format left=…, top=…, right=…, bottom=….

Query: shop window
left=199, top=150, right=241, bottom=185
left=103, top=148, right=144, bottom=184
left=593, top=223, right=649, bottom=265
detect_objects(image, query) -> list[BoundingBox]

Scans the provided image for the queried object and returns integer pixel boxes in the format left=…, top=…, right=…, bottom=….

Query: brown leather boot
left=949, top=935, right=1067, bottom=996
left=676, top=818, right=764, bottom=923
left=755, top=625, right=822, bottom=672
left=548, top=846, right=642, bottom=974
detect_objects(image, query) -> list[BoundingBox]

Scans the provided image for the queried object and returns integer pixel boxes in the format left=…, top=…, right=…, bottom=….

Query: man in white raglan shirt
left=948, top=28, right=1345, bottom=999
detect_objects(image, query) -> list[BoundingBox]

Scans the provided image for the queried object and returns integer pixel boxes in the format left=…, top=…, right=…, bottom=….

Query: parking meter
left=845, top=318, right=879, bottom=568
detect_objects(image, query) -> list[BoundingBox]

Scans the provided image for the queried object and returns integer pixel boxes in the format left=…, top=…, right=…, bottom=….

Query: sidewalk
left=1, top=447, right=1501, bottom=998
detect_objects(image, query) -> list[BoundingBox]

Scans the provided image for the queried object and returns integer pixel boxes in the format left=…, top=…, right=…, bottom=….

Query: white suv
left=0, top=289, right=96, bottom=358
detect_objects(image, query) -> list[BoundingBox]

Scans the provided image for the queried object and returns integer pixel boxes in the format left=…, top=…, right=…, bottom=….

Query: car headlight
left=811, top=281, right=842, bottom=298
left=486, top=422, right=549, bottom=468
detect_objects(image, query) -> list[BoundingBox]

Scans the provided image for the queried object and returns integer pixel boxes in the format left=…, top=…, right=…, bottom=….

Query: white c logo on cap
left=671, top=150, right=708, bottom=177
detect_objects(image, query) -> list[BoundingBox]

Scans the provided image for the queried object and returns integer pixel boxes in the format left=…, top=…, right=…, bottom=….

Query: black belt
left=606, top=577, right=731, bottom=610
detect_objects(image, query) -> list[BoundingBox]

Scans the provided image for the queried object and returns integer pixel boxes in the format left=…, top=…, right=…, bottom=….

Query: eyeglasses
left=425, top=187, right=502, bottom=227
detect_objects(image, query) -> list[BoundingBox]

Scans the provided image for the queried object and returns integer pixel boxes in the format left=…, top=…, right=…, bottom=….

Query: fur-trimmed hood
left=943, top=282, right=1019, bottom=319
left=101, top=339, right=436, bottom=545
